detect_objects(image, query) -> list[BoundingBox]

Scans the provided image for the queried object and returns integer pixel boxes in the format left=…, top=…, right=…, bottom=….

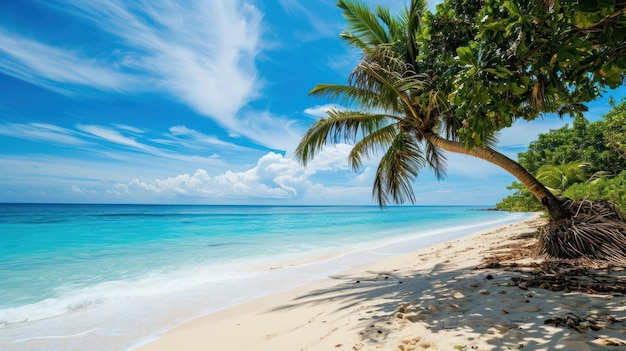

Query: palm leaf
left=348, top=123, right=398, bottom=171
left=295, top=110, right=392, bottom=166
left=309, top=83, right=402, bottom=114
left=338, top=0, right=389, bottom=48
left=424, top=141, right=447, bottom=180
left=373, top=130, right=425, bottom=206
left=350, top=55, right=427, bottom=123
left=405, top=0, right=428, bottom=63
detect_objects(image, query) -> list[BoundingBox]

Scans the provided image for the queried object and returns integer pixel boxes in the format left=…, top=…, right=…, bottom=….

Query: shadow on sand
left=270, top=257, right=626, bottom=350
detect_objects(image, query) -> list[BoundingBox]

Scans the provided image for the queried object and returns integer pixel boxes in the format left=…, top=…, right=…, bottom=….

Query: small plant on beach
left=296, top=0, right=626, bottom=262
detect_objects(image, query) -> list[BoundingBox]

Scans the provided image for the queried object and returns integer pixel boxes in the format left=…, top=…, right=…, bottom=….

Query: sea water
left=0, top=204, right=531, bottom=350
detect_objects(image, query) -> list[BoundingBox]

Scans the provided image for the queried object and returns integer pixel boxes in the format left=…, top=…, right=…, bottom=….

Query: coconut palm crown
left=297, top=0, right=453, bottom=206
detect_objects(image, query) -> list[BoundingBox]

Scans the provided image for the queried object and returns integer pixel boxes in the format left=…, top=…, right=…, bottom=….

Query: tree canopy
left=429, top=0, right=626, bottom=148
left=297, top=0, right=626, bottom=260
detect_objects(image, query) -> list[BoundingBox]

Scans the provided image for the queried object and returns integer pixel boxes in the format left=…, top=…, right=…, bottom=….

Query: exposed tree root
left=537, top=199, right=626, bottom=263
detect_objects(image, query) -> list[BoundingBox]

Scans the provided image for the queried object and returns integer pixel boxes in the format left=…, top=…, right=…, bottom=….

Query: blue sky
left=0, top=0, right=623, bottom=206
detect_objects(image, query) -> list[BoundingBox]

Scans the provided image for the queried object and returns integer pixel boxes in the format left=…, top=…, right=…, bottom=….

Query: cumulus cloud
left=110, top=144, right=370, bottom=201
left=111, top=152, right=307, bottom=199
left=304, top=143, right=354, bottom=174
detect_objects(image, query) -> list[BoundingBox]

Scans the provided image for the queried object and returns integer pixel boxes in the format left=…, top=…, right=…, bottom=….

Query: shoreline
left=128, top=215, right=536, bottom=351
left=1, top=209, right=529, bottom=351
left=134, top=213, right=626, bottom=351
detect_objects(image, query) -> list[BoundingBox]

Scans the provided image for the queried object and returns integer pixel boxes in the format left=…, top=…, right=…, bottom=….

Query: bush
left=563, top=170, right=626, bottom=212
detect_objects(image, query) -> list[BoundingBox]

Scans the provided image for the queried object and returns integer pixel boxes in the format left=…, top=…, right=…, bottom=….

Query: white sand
left=135, top=216, right=626, bottom=350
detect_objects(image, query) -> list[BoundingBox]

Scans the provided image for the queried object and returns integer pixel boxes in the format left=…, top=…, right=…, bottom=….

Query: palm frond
left=375, top=5, right=403, bottom=45
left=484, top=133, right=499, bottom=149
left=405, top=0, right=428, bottom=63
left=424, top=141, right=447, bottom=180
left=295, top=110, right=392, bottom=166
left=348, top=123, right=398, bottom=171
left=373, top=131, right=425, bottom=206
left=350, top=51, right=429, bottom=123
left=338, top=0, right=389, bottom=48
left=309, top=83, right=402, bottom=115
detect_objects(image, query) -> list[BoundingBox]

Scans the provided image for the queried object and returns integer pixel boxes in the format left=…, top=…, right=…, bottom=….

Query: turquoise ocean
left=0, top=204, right=532, bottom=350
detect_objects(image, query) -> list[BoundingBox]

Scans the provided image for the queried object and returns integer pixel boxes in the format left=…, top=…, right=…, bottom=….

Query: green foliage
left=603, top=100, right=626, bottom=160
left=563, top=171, right=626, bottom=211
left=496, top=182, right=543, bottom=211
left=536, top=162, right=589, bottom=195
left=499, top=102, right=626, bottom=212
left=518, top=117, right=626, bottom=176
left=435, top=0, right=626, bottom=148
left=298, top=0, right=625, bottom=210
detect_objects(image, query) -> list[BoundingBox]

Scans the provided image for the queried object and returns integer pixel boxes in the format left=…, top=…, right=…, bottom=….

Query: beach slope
left=136, top=216, right=626, bottom=350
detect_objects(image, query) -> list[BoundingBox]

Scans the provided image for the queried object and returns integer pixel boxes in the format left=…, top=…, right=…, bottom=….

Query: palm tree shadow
left=267, top=262, right=626, bottom=349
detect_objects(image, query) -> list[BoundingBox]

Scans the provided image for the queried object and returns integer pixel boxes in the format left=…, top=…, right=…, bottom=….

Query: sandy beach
left=135, top=216, right=626, bottom=351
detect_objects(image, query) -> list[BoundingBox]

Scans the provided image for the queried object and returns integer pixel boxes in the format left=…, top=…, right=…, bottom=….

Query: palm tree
left=295, top=0, right=570, bottom=221
left=297, top=0, right=626, bottom=262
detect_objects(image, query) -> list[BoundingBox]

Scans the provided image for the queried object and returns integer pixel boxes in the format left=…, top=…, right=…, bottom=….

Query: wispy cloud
left=0, top=122, right=88, bottom=145
left=164, top=125, right=245, bottom=151
left=74, top=124, right=233, bottom=164
left=60, top=0, right=282, bottom=147
left=239, top=110, right=304, bottom=151
left=77, top=124, right=155, bottom=152
left=303, top=104, right=342, bottom=118
left=0, top=30, right=136, bottom=94
left=0, top=0, right=302, bottom=150
left=0, top=121, right=235, bottom=168
left=114, top=124, right=146, bottom=134
left=277, top=0, right=338, bottom=41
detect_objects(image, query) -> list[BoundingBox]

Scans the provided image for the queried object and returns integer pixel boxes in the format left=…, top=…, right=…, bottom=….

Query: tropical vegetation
left=498, top=105, right=626, bottom=212
left=296, top=0, right=626, bottom=261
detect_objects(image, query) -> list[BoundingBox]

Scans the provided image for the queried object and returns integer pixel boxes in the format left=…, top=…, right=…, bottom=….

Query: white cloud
left=303, top=104, right=342, bottom=118
left=109, top=147, right=376, bottom=202
left=0, top=30, right=135, bottom=94
left=304, top=143, right=354, bottom=174
left=166, top=125, right=245, bottom=150
left=114, top=124, right=146, bottom=134
left=0, top=122, right=88, bottom=145
left=0, top=1, right=300, bottom=151
left=77, top=124, right=154, bottom=152
left=61, top=0, right=279, bottom=147
left=0, top=122, right=236, bottom=181
left=112, top=152, right=308, bottom=199
left=239, top=110, right=304, bottom=151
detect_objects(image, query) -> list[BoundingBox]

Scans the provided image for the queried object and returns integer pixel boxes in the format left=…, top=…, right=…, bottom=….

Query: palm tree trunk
left=423, top=131, right=571, bottom=221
